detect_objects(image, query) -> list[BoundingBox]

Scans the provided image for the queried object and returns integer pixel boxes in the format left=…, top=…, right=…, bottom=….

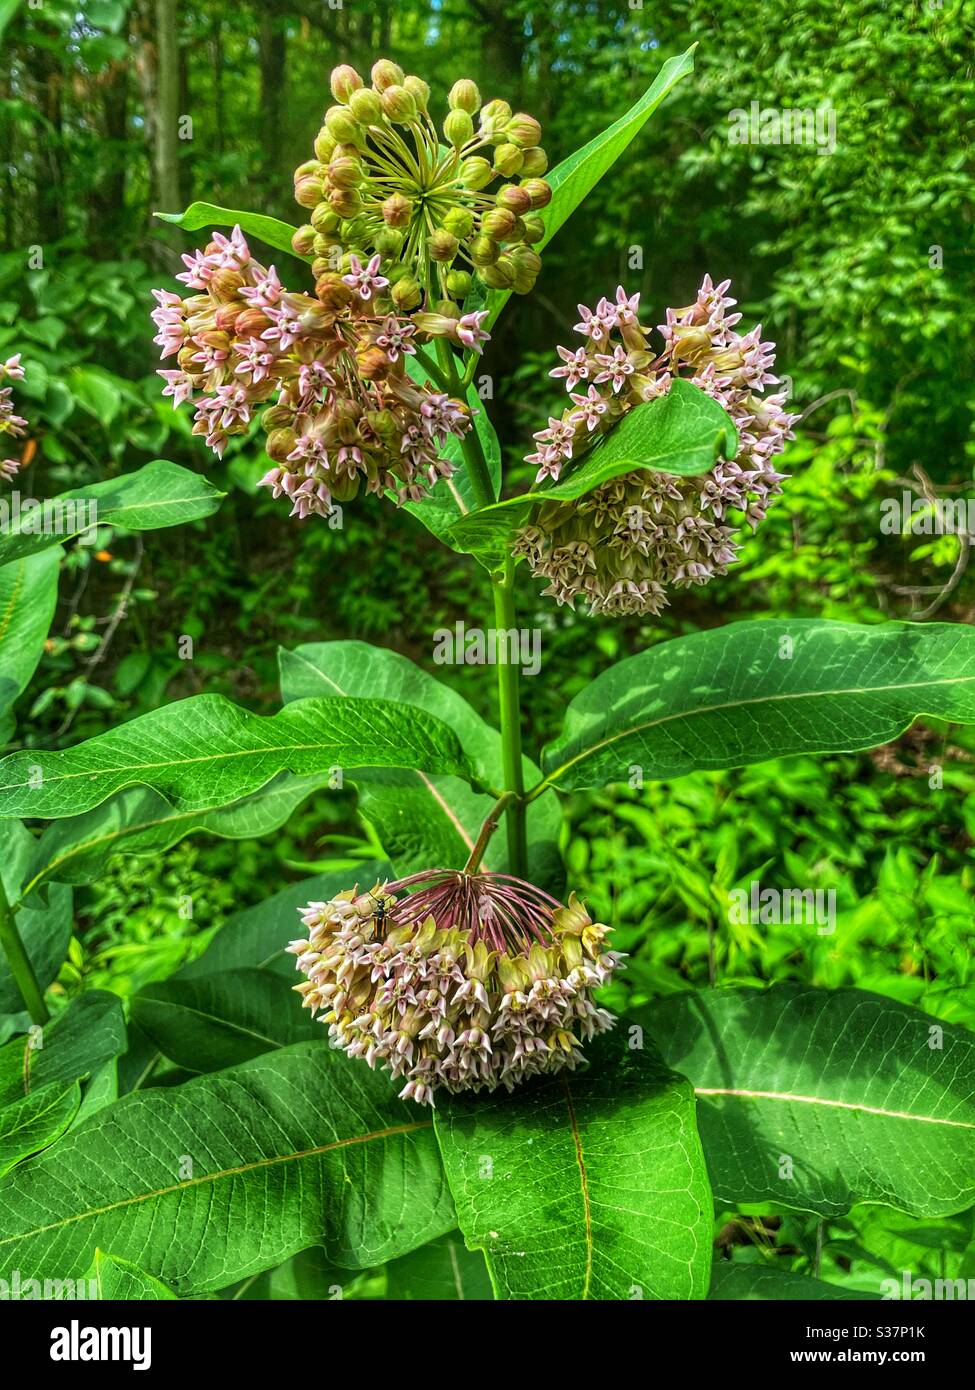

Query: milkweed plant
left=0, top=48, right=973, bottom=1304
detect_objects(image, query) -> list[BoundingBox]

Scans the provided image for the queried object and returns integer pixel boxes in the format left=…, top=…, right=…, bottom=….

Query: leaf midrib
left=695, top=1086, right=975, bottom=1129
left=0, top=1119, right=433, bottom=1248
left=538, top=672, right=975, bottom=794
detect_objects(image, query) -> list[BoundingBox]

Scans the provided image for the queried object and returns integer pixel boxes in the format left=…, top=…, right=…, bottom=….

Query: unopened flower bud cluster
left=515, top=276, right=798, bottom=614
left=292, top=60, right=552, bottom=323
left=151, top=226, right=476, bottom=516
left=287, top=873, right=622, bottom=1106
left=0, top=354, right=27, bottom=482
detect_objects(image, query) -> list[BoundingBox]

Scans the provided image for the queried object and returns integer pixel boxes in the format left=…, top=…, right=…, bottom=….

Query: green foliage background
left=0, top=0, right=973, bottom=1298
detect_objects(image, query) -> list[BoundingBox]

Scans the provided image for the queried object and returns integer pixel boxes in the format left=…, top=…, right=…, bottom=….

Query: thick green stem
left=492, top=561, right=528, bottom=877
left=0, top=876, right=49, bottom=1025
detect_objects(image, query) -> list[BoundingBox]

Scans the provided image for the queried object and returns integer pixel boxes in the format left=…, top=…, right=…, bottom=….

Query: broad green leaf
left=72, top=1058, right=118, bottom=1129
left=475, top=46, right=696, bottom=331
left=175, top=864, right=391, bottom=982
left=17, top=774, right=329, bottom=904
left=709, top=1263, right=881, bottom=1301
left=0, top=550, right=60, bottom=744
left=447, top=380, right=737, bottom=569
left=537, top=619, right=975, bottom=794
left=385, top=1232, right=493, bottom=1300
left=228, top=1246, right=348, bottom=1300
left=0, top=991, right=126, bottom=1107
left=0, top=692, right=473, bottom=819
left=0, top=460, right=224, bottom=569
left=434, top=1032, right=712, bottom=1300
left=0, top=0, right=21, bottom=42
left=645, top=985, right=975, bottom=1218
left=0, top=1080, right=80, bottom=1176
left=278, top=641, right=562, bottom=886
left=131, top=968, right=322, bottom=1073
left=0, top=822, right=72, bottom=1015
left=68, top=366, right=122, bottom=424
left=0, top=1042, right=455, bottom=1294
left=87, top=1249, right=178, bottom=1300
left=155, top=203, right=309, bottom=261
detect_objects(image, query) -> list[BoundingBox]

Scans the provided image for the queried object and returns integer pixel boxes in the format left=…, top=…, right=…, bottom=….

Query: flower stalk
left=0, top=877, right=49, bottom=1025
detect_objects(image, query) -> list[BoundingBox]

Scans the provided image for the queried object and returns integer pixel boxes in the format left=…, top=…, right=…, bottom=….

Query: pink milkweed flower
left=234, top=338, right=277, bottom=385
left=593, top=343, right=634, bottom=393
left=373, top=317, right=416, bottom=362
left=239, top=264, right=282, bottom=309
left=157, top=369, right=194, bottom=409
left=573, top=301, right=611, bottom=343
left=612, top=286, right=641, bottom=325
left=453, top=310, right=491, bottom=354
left=568, top=385, right=609, bottom=431
left=0, top=354, right=24, bottom=381
left=342, top=254, right=389, bottom=302
left=261, top=303, right=304, bottom=350
left=1, top=458, right=19, bottom=481
left=550, top=345, right=590, bottom=390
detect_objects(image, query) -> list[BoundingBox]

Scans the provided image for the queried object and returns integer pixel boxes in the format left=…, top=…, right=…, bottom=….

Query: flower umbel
left=287, top=869, right=622, bottom=1106
left=0, top=354, right=28, bottom=483
left=151, top=227, right=474, bottom=514
left=292, top=60, right=551, bottom=321
left=514, top=276, right=798, bottom=614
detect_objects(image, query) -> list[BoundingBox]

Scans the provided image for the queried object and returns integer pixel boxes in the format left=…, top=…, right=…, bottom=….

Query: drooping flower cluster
left=151, top=227, right=476, bottom=514
left=292, top=60, right=551, bottom=319
left=514, top=276, right=798, bottom=615
left=287, top=869, right=623, bottom=1105
left=0, top=354, right=27, bottom=482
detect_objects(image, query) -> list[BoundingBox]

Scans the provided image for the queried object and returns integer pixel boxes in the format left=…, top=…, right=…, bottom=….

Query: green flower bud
left=429, top=229, right=459, bottom=262
left=496, top=183, right=532, bottom=215
left=449, top=79, right=481, bottom=113
left=313, top=128, right=337, bottom=163
left=371, top=59, right=405, bottom=92
left=266, top=427, right=298, bottom=463
left=294, top=175, right=325, bottom=208
left=348, top=86, right=383, bottom=125
left=341, top=216, right=369, bottom=242
left=492, top=142, right=524, bottom=177
left=374, top=227, right=405, bottom=257
left=328, top=185, right=362, bottom=218
left=312, top=255, right=340, bottom=281
left=521, top=178, right=552, bottom=209
left=479, top=98, right=512, bottom=140
left=311, top=202, right=341, bottom=234
left=328, top=155, right=361, bottom=189
left=446, top=269, right=473, bottom=299
left=403, top=75, right=430, bottom=112
left=325, top=104, right=360, bottom=144
left=459, top=156, right=494, bottom=191
left=520, top=146, right=549, bottom=177
left=382, top=193, right=412, bottom=228
left=435, top=298, right=461, bottom=319
left=481, top=207, right=517, bottom=241
left=381, top=84, right=417, bottom=122
left=509, top=244, right=542, bottom=276
left=330, top=65, right=363, bottom=103
left=505, top=216, right=527, bottom=244
left=291, top=224, right=316, bottom=257
left=312, top=231, right=340, bottom=258
left=521, top=213, right=545, bottom=245
left=444, top=108, right=474, bottom=147
left=442, top=206, right=474, bottom=239
left=469, top=234, right=499, bottom=266
left=505, top=112, right=542, bottom=148
left=480, top=260, right=514, bottom=289
left=391, top=276, right=423, bottom=311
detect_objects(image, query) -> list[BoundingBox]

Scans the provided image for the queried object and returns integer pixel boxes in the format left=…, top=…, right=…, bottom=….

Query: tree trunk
left=154, top=0, right=181, bottom=217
